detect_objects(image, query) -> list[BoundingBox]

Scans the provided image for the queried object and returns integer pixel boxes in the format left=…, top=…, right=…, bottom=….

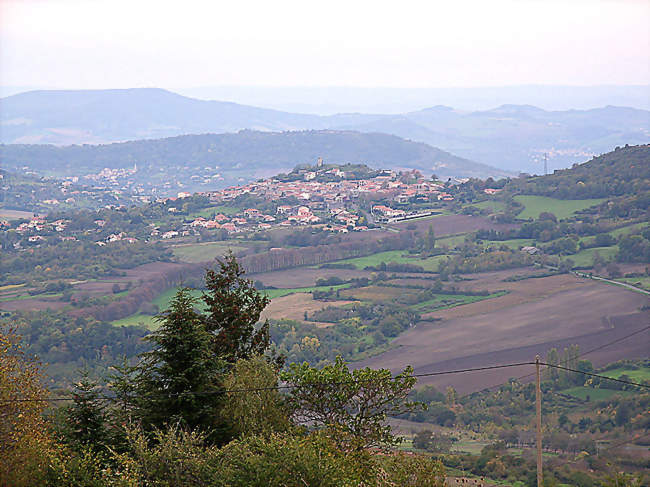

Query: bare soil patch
left=73, top=262, right=190, bottom=297
left=250, top=268, right=374, bottom=288
left=260, top=293, right=357, bottom=326
left=0, top=209, right=36, bottom=220
left=422, top=273, right=585, bottom=320
left=340, top=285, right=411, bottom=302
left=0, top=298, right=66, bottom=311
left=389, top=214, right=518, bottom=235
left=356, top=275, right=649, bottom=394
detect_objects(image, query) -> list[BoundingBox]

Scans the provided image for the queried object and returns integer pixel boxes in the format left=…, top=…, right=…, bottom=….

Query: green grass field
left=560, top=386, right=633, bottom=401
left=471, top=200, right=506, bottom=213
left=190, top=205, right=240, bottom=218
left=514, top=195, right=606, bottom=220
left=435, top=234, right=468, bottom=248
left=112, top=287, right=204, bottom=330
left=601, top=366, right=650, bottom=382
left=0, top=291, right=63, bottom=303
left=566, top=246, right=618, bottom=268
left=327, top=250, right=449, bottom=272
left=263, top=283, right=351, bottom=299
left=608, top=222, right=648, bottom=238
left=172, top=242, right=246, bottom=263
left=152, top=287, right=204, bottom=309
left=481, top=238, right=535, bottom=250
left=111, top=313, right=159, bottom=329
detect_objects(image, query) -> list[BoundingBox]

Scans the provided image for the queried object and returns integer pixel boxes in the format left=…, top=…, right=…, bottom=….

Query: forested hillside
left=0, top=130, right=510, bottom=180
left=3, top=88, right=648, bottom=171
left=506, top=144, right=650, bottom=199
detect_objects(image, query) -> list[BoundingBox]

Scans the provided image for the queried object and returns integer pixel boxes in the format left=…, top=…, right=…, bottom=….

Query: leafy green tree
left=281, top=356, right=421, bottom=450
left=220, top=355, right=290, bottom=438
left=0, top=328, right=56, bottom=486
left=216, top=432, right=375, bottom=487
left=421, top=225, right=436, bottom=253
left=380, top=453, right=446, bottom=487
left=545, top=348, right=560, bottom=382
left=203, top=253, right=271, bottom=363
left=601, top=472, right=644, bottom=487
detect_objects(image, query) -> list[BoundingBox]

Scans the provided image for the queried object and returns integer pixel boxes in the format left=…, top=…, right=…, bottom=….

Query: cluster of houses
left=8, top=216, right=76, bottom=246
left=207, top=169, right=454, bottom=206
left=177, top=204, right=364, bottom=237
left=144, top=168, right=459, bottom=239
left=4, top=164, right=463, bottom=247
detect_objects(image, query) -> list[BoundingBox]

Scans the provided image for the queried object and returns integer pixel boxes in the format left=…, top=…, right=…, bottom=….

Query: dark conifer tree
left=62, top=370, right=109, bottom=453
left=202, top=252, right=271, bottom=363
left=133, top=287, right=225, bottom=436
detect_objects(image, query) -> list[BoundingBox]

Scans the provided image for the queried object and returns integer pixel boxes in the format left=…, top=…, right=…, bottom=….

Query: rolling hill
left=505, top=144, right=650, bottom=199
left=0, top=130, right=511, bottom=181
left=2, top=88, right=648, bottom=172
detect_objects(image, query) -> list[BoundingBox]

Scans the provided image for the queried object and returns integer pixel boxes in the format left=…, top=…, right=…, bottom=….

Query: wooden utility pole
left=535, top=355, right=543, bottom=487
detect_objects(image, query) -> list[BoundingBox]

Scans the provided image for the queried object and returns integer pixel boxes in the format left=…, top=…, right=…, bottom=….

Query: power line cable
left=3, top=328, right=648, bottom=405
left=0, top=361, right=536, bottom=405
left=541, top=362, right=649, bottom=389
left=462, top=325, right=650, bottom=399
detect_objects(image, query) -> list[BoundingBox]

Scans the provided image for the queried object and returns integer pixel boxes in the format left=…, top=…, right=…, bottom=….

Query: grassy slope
left=514, top=195, right=606, bottom=220
left=471, top=200, right=506, bottom=213
left=560, top=387, right=633, bottom=401
left=327, top=250, right=449, bottom=272
left=565, top=246, right=618, bottom=267
left=601, top=365, right=650, bottom=382
left=172, top=242, right=246, bottom=263
left=262, top=283, right=351, bottom=299
left=190, top=205, right=240, bottom=218
left=112, top=313, right=159, bottom=330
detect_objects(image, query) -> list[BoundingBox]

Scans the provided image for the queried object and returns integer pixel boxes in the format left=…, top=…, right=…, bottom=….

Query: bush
left=316, top=276, right=346, bottom=286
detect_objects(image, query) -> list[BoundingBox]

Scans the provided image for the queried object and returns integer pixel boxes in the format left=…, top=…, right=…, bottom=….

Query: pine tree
left=133, top=287, right=225, bottom=435
left=63, top=370, right=109, bottom=452
left=203, top=252, right=271, bottom=363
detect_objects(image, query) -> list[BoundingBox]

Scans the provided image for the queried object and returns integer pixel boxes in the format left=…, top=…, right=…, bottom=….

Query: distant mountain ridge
left=0, top=130, right=512, bottom=181
left=2, top=88, right=648, bottom=171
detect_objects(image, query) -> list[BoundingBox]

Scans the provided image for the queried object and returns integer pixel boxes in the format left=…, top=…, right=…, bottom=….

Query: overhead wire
left=2, top=361, right=537, bottom=405
left=541, top=362, right=650, bottom=389
left=2, top=359, right=648, bottom=406
left=458, top=324, right=650, bottom=399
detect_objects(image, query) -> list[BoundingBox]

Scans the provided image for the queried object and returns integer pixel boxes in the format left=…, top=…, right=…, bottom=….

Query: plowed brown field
left=355, top=272, right=649, bottom=394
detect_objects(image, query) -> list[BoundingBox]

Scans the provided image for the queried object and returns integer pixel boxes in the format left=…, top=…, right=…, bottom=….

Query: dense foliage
left=0, top=257, right=447, bottom=485
left=506, top=144, right=650, bottom=200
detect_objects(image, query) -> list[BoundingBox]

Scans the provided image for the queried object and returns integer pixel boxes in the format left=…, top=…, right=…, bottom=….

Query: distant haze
left=1, top=0, right=648, bottom=91
left=3, top=88, right=648, bottom=173
left=176, top=85, right=650, bottom=114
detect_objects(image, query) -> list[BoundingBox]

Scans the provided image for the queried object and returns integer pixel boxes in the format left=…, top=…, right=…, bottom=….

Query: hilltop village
left=2, top=163, right=466, bottom=246
left=161, top=164, right=456, bottom=236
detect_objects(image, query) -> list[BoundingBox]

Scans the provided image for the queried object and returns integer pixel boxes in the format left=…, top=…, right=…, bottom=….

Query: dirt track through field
left=355, top=273, right=649, bottom=394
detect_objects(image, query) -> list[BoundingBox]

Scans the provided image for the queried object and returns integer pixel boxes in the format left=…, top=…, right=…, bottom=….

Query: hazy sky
left=1, top=0, right=649, bottom=90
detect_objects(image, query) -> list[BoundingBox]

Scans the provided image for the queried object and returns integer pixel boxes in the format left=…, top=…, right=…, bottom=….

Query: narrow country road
left=573, top=271, right=650, bottom=296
